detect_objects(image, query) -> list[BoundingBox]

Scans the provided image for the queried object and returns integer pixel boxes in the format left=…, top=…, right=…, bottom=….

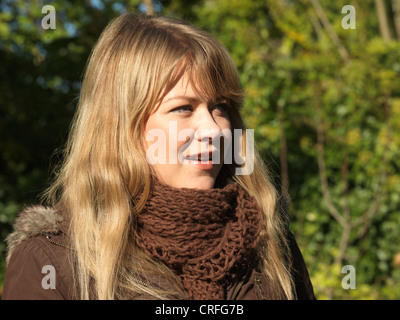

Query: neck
left=134, top=178, right=261, bottom=299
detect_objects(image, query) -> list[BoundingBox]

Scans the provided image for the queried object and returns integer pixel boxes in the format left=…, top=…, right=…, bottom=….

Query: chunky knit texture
left=134, top=178, right=262, bottom=299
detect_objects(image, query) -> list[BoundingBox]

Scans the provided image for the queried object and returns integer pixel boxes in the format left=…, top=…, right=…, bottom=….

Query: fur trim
left=5, top=205, right=63, bottom=265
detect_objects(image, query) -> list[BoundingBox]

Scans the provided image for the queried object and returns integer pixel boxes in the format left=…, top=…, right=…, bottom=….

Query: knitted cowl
left=134, top=178, right=262, bottom=300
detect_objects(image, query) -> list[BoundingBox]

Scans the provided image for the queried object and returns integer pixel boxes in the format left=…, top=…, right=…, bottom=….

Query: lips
left=181, top=151, right=220, bottom=171
left=185, top=152, right=216, bottom=162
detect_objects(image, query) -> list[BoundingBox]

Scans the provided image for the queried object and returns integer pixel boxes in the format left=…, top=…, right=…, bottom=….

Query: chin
left=176, top=176, right=216, bottom=190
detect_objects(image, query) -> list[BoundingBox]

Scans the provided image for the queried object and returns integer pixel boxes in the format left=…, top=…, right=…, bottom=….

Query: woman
left=3, top=13, right=315, bottom=300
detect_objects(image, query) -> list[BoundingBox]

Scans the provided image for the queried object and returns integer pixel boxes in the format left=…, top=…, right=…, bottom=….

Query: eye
left=170, top=105, right=193, bottom=114
left=212, top=103, right=229, bottom=114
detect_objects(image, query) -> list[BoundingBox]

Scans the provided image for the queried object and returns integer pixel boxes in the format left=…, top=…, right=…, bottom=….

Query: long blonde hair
left=45, top=12, right=295, bottom=300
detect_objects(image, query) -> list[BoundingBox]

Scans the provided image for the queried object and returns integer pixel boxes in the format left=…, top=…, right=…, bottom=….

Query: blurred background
left=0, top=0, right=399, bottom=299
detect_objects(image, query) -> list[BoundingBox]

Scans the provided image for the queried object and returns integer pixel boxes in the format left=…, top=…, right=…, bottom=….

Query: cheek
left=225, top=117, right=232, bottom=131
left=144, top=119, right=189, bottom=166
left=176, top=131, right=193, bottom=159
left=144, top=116, right=167, bottom=164
left=214, top=115, right=232, bottom=134
left=221, top=117, right=232, bottom=130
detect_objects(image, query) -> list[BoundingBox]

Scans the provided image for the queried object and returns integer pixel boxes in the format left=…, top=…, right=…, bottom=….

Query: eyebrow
left=163, top=96, right=201, bottom=103
left=163, top=95, right=228, bottom=106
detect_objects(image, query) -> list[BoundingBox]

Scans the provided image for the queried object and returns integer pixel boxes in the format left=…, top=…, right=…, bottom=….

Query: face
left=144, top=73, right=232, bottom=189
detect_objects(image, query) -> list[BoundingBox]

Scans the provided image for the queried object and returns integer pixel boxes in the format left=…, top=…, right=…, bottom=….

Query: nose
left=193, top=107, right=222, bottom=142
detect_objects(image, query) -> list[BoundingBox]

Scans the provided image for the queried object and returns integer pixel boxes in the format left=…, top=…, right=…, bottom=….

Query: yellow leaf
left=346, top=129, right=361, bottom=146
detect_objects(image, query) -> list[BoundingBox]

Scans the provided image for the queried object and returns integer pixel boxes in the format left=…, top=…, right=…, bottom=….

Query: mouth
left=184, top=152, right=218, bottom=162
left=182, top=151, right=219, bottom=170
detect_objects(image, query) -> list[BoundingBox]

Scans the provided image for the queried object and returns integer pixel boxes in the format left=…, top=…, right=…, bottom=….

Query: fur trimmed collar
left=5, top=205, right=64, bottom=265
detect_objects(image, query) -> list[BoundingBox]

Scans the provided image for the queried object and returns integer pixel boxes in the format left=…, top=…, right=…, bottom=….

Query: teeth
left=185, top=157, right=211, bottom=162
left=190, top=159, right=212, bottom=163
left=187, top=154, right=212, bottom=161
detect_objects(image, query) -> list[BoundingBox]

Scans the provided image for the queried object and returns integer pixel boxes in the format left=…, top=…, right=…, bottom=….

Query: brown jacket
left=3, top=205, right=315, bottom=300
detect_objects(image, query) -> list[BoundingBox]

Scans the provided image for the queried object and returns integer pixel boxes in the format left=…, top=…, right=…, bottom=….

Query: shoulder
left=3, top=204, right=76, bottom=300
left=5, top=205, right=65, bottom=264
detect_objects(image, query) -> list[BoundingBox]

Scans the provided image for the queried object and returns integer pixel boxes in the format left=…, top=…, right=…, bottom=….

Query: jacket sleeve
left=288, top=231, right=316, bottom=300
left=3, top=237, right=67, bottom=300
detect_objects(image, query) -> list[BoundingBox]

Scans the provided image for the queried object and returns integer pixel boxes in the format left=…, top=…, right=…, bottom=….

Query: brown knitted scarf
left=134, top=178, right=262, bottom=300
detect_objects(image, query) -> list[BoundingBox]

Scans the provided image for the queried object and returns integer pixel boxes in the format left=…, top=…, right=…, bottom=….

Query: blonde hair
left=45, top=12, right=295, bottom=300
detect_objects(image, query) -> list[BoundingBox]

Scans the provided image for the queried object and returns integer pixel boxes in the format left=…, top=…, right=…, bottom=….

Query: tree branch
left=308, top=0, right=350, bottom=63
left=314, top=83, right=347, bottom=228
left=277, top=98, right=289, bottom=196
left=375, top=0, right=392, bottom=41
left=353, top=94, right=391, bottom=236
left=392, top=0, right=400, bottom=40
left=341, top=150, right=351, bottom=222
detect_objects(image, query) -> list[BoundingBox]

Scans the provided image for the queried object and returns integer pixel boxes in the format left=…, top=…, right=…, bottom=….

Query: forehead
left=162, top=73, right=201, bottom=103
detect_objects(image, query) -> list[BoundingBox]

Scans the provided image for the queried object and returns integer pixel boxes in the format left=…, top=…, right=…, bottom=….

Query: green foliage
left=192, top=0, right=400, bottom=300
left=1, top=0, right=399, bottom=299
